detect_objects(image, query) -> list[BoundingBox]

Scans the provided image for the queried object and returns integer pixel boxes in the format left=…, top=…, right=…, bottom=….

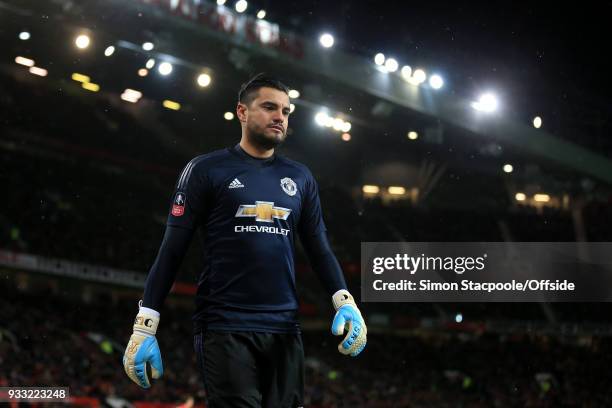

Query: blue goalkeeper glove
left=123, top=302, right=163, bottom=388
left=331, top=289, right=367, bottom=356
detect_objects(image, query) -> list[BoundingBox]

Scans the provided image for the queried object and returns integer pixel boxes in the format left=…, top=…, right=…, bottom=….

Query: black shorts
left=193, top=330, right=304, bottom=408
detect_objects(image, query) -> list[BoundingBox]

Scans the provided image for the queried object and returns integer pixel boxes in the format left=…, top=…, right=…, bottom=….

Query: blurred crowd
left=1, top=283, right=612, bottom=407
left=3, top=145, right=611, bottom=272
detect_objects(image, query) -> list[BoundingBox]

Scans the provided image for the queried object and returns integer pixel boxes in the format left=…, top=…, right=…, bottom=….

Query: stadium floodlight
left=82, top=82, right=100, bottom=92
left=290, top=103, right=295, bottom=113
left=71, top=73, right=90, bottom=83
left=341, top=121, right=351, bottom=133
left=341, top=133, right=351, bottom=141
left=374, top=53, right=385, bottom=66
left=384, top=58, right=398, bottom=72
left=121, top=94, right=139, bottom=103
left=455, top=313, right=463, bottom=323
left=257, top=10, right=266, bottom=19
left=412, top=69, right=427, bottom=84
left=235, top=0, right=247, bottom=13
left=429, top=74, right=444, bottom=89
left=224, top=112, right=235, bottom=120
left=217, top=0, right=226, bottom=4
left=138, top=68, right=148, bottom=77
left=142, top=42, right=154, bottom=51
left=375, top=65, right=389, bottom=73
left=104, top=46, right=115, bottom=57
left=158, top=62, right=173, bottom=76
left=407, top=131, right=418, bottom=140
left=288, top=89, right=300, bottom=99
left=323, top=115, right=334, bottom=128
left=401, top=65, right=412, bottom=81
left=388, top=186, right=406, bottom=195
left=314, top=111, right=329, bottom=127
left=163, top=100, right=181, bottom=111
left=197, top=73, right=212, bottom=87
left=19, top=31, right=31, bottom=40
left=123, top=88, right=142, bottom=98
left=121, top=88, right=142, bottom=103
left=319, top=33, right=334, bottom=48
left=503, top=164, right=513, bottom=173
left=534, top=193, right=550, bottom=202
left=29, top=66, right=47, bottom=77
left=471, top=93, right=498, bottom=113
left=146, top=58, right=155, bottom=69
left=515, top=192, right=526, bottom=201
left=332, top=118, right=344, bottom=131
left=533, top=116, right=542, bottom=129
left=15, top=56, right=35, bottom=67
left=75, top=34, right=91, bottom=49
left=362, top=185, right=380, bottom=194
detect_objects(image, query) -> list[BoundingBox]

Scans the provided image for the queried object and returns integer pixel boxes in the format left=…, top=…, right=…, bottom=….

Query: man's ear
left=236, top=103, right=247, bottom=123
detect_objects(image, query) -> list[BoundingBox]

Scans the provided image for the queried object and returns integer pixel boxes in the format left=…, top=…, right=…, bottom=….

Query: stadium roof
left=2, top=0, right=611, bottom=208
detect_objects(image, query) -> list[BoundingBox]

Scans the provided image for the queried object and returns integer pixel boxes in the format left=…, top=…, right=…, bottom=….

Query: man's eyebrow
left=261, top=100, right=291, bottom=110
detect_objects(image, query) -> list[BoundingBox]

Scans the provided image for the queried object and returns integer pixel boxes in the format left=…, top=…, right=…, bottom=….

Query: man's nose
left=271, top=109, right=284, bottom=122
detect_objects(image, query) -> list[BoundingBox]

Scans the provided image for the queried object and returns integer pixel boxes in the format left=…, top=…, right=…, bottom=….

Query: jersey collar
left=230, top=144, right=276, bottom=167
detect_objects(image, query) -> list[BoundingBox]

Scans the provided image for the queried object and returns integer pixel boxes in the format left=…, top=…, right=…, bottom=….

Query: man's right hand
left=123, top=303, right=163, bottom=388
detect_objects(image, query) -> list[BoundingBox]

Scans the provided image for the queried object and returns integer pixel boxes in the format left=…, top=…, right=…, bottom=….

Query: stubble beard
left=247, top=123, right=286, bottom=150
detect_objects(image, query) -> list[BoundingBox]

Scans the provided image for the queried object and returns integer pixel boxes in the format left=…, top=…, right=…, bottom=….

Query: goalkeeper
left=122, top=74, right=366, bottom=407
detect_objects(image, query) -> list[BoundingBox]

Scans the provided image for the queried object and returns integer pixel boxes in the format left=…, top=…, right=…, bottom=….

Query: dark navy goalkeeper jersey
left=167, top=145, right=326, bottom=333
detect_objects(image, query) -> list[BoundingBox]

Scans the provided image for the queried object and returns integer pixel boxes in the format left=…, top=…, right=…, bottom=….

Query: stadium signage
left=137, top=0, right=305, bottom=59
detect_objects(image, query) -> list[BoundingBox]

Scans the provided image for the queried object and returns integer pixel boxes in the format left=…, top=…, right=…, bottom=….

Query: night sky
left=265, top=1, right=611, bottom=133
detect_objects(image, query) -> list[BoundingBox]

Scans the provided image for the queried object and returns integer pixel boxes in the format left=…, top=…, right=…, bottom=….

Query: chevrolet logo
left=235, top=201, right=291, bottom=223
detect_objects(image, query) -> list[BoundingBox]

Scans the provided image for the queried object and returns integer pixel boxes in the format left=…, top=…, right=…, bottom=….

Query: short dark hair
left=238, top=73, right=290, bottom=106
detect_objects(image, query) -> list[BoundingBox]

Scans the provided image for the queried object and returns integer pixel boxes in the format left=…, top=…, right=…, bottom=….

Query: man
left=122, top=74, right=367, bottom=407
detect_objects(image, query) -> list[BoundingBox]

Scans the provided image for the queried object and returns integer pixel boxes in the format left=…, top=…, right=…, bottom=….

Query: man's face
left=238, top=87, right=290, bottom=149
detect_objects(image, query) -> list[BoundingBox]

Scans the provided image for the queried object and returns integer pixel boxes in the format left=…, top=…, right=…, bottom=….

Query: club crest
left=280, top=177, right=297, bottom=196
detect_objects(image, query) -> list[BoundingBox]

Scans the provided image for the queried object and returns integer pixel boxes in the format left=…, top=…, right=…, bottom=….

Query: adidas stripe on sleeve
left=166, top=156, right=211, bottom=230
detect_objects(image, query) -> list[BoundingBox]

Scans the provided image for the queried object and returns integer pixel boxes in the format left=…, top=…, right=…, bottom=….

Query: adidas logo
left=228, top=178, right=245, bottom=189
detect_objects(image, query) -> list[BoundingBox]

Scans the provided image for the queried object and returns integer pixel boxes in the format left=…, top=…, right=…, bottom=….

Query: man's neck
left=239, top=135, right=275, bottom=159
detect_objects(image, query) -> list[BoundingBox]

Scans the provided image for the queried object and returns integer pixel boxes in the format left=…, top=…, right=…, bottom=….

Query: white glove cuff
left=332, top=289, right=355, bottom=311
left=133, top=301, right=160, bottom=336
left=139, top=306, right=160, bottom=318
